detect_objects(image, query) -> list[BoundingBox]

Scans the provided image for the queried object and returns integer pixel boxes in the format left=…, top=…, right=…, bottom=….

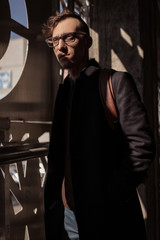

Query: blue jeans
left=64, top=207, right=80, bottom=240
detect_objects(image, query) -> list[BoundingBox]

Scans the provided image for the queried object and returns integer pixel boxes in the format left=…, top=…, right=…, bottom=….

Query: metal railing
left=0, top=142, right=49, bottom=165
left=0, top=140, right=49, bottom=240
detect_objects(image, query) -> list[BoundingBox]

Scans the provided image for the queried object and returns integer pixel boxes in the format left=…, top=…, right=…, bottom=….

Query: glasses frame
left=45, top=32, right=88, bottom=48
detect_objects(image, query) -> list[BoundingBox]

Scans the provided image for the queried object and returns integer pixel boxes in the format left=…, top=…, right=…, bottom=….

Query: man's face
left=52, top=18, right=91, bottom=70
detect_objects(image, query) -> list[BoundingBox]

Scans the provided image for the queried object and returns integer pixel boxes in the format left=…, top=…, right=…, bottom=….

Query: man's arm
left=108, top=71, right=156, bottom=204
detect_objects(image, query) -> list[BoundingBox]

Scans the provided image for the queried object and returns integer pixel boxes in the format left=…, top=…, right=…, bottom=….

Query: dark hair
left=42, top=10, right=90, bottom=38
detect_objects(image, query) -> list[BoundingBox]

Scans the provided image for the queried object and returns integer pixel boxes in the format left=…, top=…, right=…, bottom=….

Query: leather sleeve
left=108, top=71, right=156, bottom=204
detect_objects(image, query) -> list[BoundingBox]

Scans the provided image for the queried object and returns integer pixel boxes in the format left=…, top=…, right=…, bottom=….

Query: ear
left=86, top=36, right=92, bottom=49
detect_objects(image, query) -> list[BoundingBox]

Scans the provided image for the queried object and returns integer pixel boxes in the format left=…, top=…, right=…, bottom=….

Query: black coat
left=44, top=60, right=155, bottom=240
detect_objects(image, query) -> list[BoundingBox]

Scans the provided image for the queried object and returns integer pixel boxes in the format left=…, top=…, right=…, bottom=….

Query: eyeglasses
left=45, top=32, right=88, bottom=48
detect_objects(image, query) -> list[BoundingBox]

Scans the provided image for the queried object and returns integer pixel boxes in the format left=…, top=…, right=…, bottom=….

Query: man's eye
left=65, top=34, right=75, bottom=42
left=53, top=38, right=58, bottom=44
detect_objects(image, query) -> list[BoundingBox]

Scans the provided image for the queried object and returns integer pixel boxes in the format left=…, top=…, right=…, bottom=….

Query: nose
left=57, top=38, right=66, bottom=50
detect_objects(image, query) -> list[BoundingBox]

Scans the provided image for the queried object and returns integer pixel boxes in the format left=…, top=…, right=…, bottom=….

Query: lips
left=58, top=54, right=69, bottom=60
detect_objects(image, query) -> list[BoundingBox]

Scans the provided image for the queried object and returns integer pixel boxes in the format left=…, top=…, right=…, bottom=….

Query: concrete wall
left=89, top=0, right=143, bottom=95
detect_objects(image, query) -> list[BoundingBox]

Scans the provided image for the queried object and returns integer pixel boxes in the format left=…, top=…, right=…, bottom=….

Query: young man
left=42, top=10, right=155, bottom=240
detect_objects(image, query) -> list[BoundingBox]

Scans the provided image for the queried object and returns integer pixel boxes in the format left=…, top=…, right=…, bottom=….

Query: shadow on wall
left=90, top=0, right=144, bottom=96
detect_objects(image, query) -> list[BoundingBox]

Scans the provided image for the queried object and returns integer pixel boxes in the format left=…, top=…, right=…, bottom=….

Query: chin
left=59, top=60, right=72, bottom=69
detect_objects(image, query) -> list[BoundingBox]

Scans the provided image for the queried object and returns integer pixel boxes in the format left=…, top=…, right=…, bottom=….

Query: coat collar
left=63, top=59, right=101, bottom=85
left=80, top=58, right=100, bottom=78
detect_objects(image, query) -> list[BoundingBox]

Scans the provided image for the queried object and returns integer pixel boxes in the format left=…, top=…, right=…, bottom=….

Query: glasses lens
left=52, top=38, right=59, bottom=47
left=64, top=33, right=75, bottom=43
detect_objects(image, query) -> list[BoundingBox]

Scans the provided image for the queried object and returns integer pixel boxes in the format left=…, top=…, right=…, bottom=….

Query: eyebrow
left=52, top=32, right=70, bottom=38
